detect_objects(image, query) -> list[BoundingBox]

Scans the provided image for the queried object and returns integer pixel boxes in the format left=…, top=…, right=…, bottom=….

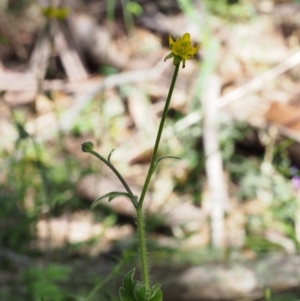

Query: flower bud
left=82, top=141, right=94, bottom=152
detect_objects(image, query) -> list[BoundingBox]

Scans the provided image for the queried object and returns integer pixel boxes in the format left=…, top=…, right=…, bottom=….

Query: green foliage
left=245, top=235, right=283, bottom=253
left=264, top=290, right=300, bottom=301
left=91, top=191, right=137, bottom=209
left=82, top=249, right=135, bottom=301
left=0, top=183, right=33, bottom=251
left=236, top=158, right=298, bottom=249
left=118, top=0, right=143, bottom=33
left=219, top=120, right=251, bottom=162
left=202, top=0, right=255, bottom=20
left=147, top=284, right=163, bottom=301
left=22, top=264, right=71, bottom=301
left=154, top=155, right=181, bottom=170
left=264, top=287, right=271, bottom=301
left=119, top=269, right=162, bottom=301
left=0, top=111, right=88, bottom=255
left=4, top=1, right=300, bottom=300
left=126, top=1, right=143, bottom=16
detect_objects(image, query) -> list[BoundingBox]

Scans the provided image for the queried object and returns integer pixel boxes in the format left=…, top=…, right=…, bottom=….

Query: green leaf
left=120, top=270, right=161, bottom=301
left=91, top=191, right=134, bottom=209
left=154, top=155, right=181, bottom=170
left=148, top=289, right=163, bottom=301
left=147, top=284, right=162, bottom=301
left=16, top=122, right=30, bottom=140
left=120, top=287, right=132, bottom=301
left=150, top=283, right=161, bottom=295
left=136, top=285, right=146, bottom=301
left=108, top=148, right=115, bottom=163
left=126, top=1, right=143, bottom=16
left=123, top=269, right=137, bottom=297
left=156, top=155, right=181, bottom=164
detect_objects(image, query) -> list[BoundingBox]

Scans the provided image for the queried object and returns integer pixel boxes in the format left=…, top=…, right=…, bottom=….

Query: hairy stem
left=136, top=205, right=148, bottom=290
left=136, top=63, right=180, bottom=290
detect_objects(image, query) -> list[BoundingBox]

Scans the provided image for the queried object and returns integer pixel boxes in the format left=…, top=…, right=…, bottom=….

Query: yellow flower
left=164, top=33, right=199, bottom=68
left=42, top=6, right=69, bottom=20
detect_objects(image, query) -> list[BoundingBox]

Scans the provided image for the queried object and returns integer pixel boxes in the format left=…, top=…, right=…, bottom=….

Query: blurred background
left=2, top=0, right=300, bottom=300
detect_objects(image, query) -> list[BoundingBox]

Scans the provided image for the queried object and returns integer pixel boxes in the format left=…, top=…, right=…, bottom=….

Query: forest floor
left=2, top=0, right=300, bottom=300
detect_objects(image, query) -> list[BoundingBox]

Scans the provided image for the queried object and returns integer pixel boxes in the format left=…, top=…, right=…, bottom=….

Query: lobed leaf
left=156, top=155, right=181, bottom=164
left=120, top=269, right=140, bottom=301
left=154, top=155, right=181, bottom=170
left=136, top=285, right=146, bottom=301
left=91, top=191, right=134, bottom=209
left=120, top=270, right=161, bottom=301
left=120, top=287, right=133, bottom=301
left=150, top=283, right=161, bottom=296
left=148, top=289, right=163, bottom=301
left=123, top=269, right=137, bottom=296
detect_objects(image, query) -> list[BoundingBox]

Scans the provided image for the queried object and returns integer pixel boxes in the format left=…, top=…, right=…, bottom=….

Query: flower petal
left=169, top=35, right=175, bottom=50
left=182, top=33, right=191, bottom=42
left=192, top=45, right=200, bottom=54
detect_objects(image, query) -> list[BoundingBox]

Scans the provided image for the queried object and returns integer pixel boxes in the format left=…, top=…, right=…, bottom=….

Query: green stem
left=89, top=150, right=138, bottom=207
left=136, top=63, right=180, bottom=290
left=136, top=205, right=148, bottom=290
left=138, top=63, right=180, bottom=209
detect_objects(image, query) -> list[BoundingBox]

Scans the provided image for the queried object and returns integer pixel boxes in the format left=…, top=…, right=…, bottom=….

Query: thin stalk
left=136, top=63, right=180, bottom=290
left=89, top=150, right=138, bottom=206
left=138, top=63, right=180, bottom=209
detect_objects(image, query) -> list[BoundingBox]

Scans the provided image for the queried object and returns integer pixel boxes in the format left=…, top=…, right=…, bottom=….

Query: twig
left=202, top=75, right=227, bottom=249
left=54, top=22, right=88, bottom=81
